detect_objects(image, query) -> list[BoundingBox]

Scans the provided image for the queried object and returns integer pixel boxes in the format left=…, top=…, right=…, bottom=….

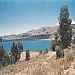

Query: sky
left=0, top=0, right=75, bottom=36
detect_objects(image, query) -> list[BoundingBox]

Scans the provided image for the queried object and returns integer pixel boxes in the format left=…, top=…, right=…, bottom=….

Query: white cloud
left=56, top=22, right=59, bottom=25
left=56, top=20, right=75, bottom=25
left=71, top=20, right=75, bottom=24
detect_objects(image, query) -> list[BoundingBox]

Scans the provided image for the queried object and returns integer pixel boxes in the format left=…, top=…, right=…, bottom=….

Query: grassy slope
left=0, top=47, right=75, bottom=75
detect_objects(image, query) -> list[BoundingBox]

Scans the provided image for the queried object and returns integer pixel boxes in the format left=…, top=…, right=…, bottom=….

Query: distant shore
left=2, top=38, right=52, bottom=42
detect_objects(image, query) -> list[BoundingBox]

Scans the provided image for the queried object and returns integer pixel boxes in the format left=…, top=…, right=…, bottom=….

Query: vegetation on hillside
left=52, top=32, right=59, bottom=51
left=11, top=41, right=23, bottom=62
left=52, top=4, right=72, bottom=59
left=59, top=4, right=72, bottom=49
left=0, top=46, right=75, bottom=75
left=0, top=41, right=24, bottom=68
left=25, top=50, right=30, bottom=61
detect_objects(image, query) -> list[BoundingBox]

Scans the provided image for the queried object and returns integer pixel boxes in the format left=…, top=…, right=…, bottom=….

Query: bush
left=0, top=45, right=6, bottom=63
left=43, top=49, right=48, bottom=54
left=55, top=45, right=61, bottom=59
left=26, top=50, right=30, bottom=61
left=0, top=62, right=2, bottom=69
left=45, top=48, right=48, bottom=53
left=52, top=40, right=56, bottom=51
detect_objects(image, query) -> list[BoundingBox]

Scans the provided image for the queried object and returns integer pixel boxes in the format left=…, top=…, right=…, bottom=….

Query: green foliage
left=0, top=45, right=6, bottom=63
left=61, top=50, right=64, bottom=58
left=45, top=48, right=48, bottom=53
left=39, top=49, right=48, bottom=56
left=43, top=49, right=48, bottom=54
left=54, top=32, right=59, bottom=44
left=73, top=37, right=75, bottom=44
left=0, top=41, right=23, bottom=68
left=9, top=53, right=15, bottom=65
left=2, top=56, right=6, bottom=67
left=52, top=40, right=56, bottom=51
left=4, top=53, right=10, bottom=66
left=55, top=45, right=61, bottom=59
left=10, top=55, right=15, bottom=64
left=0, top=62, right=2, bottom=69
left=0, top=45, right=11, bottom=67
left=52, top=32, right=59, bottom=51
left=59, top=4, right=72, bottom=49
left=11, top=42, right=18, bottom=62
left=26, top=50, right=30, bottom=61
left=18, top=42, right=23, bottom=53
left=11, top=41, right=23, bottom=63
left=55, top=45, right=64, bottom=59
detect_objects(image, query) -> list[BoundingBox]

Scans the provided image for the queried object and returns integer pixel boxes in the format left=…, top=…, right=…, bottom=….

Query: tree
left=11, top=41, right=23, bottom=62
left=59, top=4, right=72, bottom=49
left=52, top=40, right=56, bottom=51
left=17, top=42, right=23, bottom=60
left=18, top=42, right=23, bottom=53
left=55, top=45, right=61, bottom=59
left=2, top=53, right=9, bottom=67
left=15, top=44, right=18, bottom=62
left=54, top=32, right=59, bottom=44
left=11, top=41, right=18, bottom=62
left=9, top=52, right=15, bottom=64
left=73, top=37, right=75, bottom=44
left=4, top=53, right=10, bottom=66
left=52, top=32, right=59, bottom=51
left=0, top=45, right=5, bottom=63
left=11, top=41, right=15, bottom=55
left=2, top=55, right=6, bottom=67
left=26, top=50, right=30, bottom=61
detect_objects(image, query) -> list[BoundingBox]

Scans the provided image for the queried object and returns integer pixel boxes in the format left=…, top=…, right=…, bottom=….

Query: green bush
left=26, top=50, right=30, bottom=61
left=55, top=45, right=61, bottom=59
left=52, top=40, right=56, bottom=51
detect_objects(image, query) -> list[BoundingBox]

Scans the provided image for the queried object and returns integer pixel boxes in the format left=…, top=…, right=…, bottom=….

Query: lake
left=0, top=40, right=52, bottom=52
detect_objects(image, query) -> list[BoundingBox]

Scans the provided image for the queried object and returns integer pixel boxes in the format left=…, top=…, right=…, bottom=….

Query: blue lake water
left=0, top=40, right=52, bottom=52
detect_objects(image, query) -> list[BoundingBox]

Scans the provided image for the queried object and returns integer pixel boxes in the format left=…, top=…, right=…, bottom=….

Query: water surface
left=0, top=40, right=51, bottom=52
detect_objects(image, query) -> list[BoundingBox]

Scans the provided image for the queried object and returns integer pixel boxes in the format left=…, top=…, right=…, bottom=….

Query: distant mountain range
left=2, top=26, right=58, bottom=41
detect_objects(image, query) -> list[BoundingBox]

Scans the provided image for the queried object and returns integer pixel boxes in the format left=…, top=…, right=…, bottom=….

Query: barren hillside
left=2, top=26, right=58, bottom=41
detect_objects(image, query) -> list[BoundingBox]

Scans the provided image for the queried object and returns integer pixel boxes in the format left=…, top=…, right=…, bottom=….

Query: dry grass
left=64, top=52, right=75, bottom=70
left=0, top=48, right=75, bottom=75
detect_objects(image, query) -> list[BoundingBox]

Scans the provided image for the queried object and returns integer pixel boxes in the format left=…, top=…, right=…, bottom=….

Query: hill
left=2, top=26, right=58, bottom=41
left=0, top=46, right=75, bottom=75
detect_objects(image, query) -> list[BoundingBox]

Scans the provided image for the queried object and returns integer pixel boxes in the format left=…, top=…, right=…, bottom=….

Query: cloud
left=56, top=20, right=75, bottom=25
left=71, top=20, right=75, bottom=24
left=56, top=22, right=59, bottom=25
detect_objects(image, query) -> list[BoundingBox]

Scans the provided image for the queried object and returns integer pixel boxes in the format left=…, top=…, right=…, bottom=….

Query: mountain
left=2, top=26, right=58, bottom=41
left=17, top=26, right=58, bottom=38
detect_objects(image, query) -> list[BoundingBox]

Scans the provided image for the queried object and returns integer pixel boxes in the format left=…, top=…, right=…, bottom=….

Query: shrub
left=26, top=50, right=30, bottom=61
left=55, top=45, right=61, bottom=59
left=52, top=40, right=56, bottom=51
left=45, top=48, right=48, bottom=53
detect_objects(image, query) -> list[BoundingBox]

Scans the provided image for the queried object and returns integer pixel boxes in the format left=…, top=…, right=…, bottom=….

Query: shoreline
left=2, top=38, right=52, bottom=42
